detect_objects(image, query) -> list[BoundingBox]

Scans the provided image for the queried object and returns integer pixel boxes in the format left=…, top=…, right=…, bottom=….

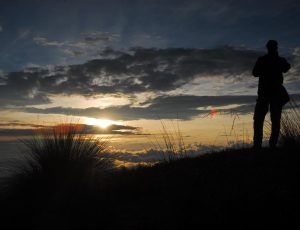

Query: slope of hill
left=0, top=145, right=299, bottom=229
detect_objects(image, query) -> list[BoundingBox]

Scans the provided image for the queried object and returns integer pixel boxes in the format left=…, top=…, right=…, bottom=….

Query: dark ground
left=0, top=147, right=299, bottom=229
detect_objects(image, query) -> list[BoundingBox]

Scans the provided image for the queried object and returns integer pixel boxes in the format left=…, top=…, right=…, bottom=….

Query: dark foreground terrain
left=0, top=147, right=299, bottom=229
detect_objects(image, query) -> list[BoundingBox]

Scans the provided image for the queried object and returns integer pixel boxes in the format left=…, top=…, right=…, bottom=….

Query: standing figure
left=252, top=40, right=291, bottom=149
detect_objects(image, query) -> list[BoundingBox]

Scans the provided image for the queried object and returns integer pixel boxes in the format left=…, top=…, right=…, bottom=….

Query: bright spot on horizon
left=85, top=118, right=116, bottom=129
left=210, top=108, right=218, bottom=119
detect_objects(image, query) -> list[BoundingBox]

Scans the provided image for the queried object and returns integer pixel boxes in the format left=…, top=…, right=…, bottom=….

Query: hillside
left=0, top=146, right=299, bottom=229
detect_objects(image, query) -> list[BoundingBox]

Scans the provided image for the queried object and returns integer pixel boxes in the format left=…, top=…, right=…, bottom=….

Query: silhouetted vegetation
left=0, top=121, right=299, bottom=229
left=280, top=100, right=300, bottom=147
left=0, top=124, right=113, bottom=229
left=148, top=120, right=188, bottom=162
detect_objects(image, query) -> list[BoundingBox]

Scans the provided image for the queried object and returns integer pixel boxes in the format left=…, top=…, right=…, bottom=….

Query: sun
left=85, top=118, right=115, bottom=129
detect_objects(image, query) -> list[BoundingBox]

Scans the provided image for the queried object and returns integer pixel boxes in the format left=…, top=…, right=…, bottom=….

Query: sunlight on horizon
left=84, top=117, right=119, bottom=129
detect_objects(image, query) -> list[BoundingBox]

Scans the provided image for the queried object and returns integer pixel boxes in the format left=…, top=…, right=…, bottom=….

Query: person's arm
left=252, top=57, right=261, bottom=77
left=281, top=58, right=291, bottom=73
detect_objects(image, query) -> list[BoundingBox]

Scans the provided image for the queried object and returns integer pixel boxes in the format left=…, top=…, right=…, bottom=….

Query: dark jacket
left=252, top=54, right=290, bottom=98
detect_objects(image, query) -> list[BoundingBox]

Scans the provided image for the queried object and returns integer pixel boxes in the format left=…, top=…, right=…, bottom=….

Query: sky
left=1, top=0, right=300, bottom=163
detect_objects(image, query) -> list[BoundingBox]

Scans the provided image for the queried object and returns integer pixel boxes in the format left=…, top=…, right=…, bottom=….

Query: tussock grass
left=280, top=99, right=300, bottom=147
left=1, top=124, right=113, bottom=195
left=23, top=124, right=112, bottom=173
left=0, top=123, right=114, bottom=229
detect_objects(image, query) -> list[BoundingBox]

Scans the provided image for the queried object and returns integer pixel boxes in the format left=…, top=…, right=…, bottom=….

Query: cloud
left=33, top=32, right=119, bottom=50
left=0, top=70, right=5, bottom=85
left=1, top=46, right=264, bottom=106
left=128, top=34, right=166, bottom=48
left=0, top=25, right=3, bottom=32
left=82, top=31, right=120, bottom=44
left=63, top=49, right=85, bottom=57
left=33, top=36, right=64, bottom=47
left=0, top=123, right=141, bottom=137
left=18, top=29, right=31, bottom=39
left=0, top=121, right=48, bottom=128
left=17, top=93, right=300, bottom=121
left=100, top=143, right=226, bottom=165
left=60, top=32, right=120, bottom=57
left=1, top=46, right=300, bottom=115
left=16, top=94, right=261, bottom=120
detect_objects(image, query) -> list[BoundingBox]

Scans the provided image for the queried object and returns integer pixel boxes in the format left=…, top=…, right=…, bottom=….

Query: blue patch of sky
left=0, top=0, right=300, bottom=71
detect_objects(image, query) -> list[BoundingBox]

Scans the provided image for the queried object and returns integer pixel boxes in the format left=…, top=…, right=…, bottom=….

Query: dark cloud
left=103, top=144, right=225, bottom=164
left=0, top=123, right=141, bottom=137
left=33, top=33, right=118, bottom=49
left=147, top=95, right=256, bottom=111
left=0, top=121, right=48, bottom=128
left=18, top=93, right=300, bottom=120
left=1, top=0, right=300, bottom=72
left=0, top=46, right=299, bottom=109
left=33, top=37, right=64, bottom=47
left=0, top=68, right=53, bottom=106
left=82, top=32, right=120, bottom=44
left=0, top=46, right=264, bottom=107
left=17, top=94, right=260, bottom=120
left=0, top=129, right=36, bottom=136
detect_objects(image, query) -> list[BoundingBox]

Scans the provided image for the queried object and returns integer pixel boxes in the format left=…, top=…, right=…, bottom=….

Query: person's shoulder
left=256, top=55, right=267, bottom=62
left=278, top=56, right=288, bottom=61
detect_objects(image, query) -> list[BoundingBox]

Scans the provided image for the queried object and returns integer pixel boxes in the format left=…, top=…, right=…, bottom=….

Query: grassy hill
left=0, top=140, right=299, bottom=229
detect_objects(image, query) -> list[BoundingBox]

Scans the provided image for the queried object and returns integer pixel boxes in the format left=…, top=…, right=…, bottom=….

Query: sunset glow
left=0, top=0, right=300, bottom=157
left=0, top=1, right=299, bottom=227
left=85, top=118, right=116, bottom=129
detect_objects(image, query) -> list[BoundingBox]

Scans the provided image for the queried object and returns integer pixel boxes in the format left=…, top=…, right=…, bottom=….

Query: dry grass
left=147, top=120, right=187, bottom=162
left=280, top=99, right=300, bottom=147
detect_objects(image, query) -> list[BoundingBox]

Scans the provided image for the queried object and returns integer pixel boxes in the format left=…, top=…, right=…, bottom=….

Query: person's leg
left=269, top=102, right=283, bottom=148
left=253, top=98, right=269, bottom=148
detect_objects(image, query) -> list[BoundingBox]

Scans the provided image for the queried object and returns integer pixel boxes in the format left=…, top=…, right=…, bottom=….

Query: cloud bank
left=0, top=123, right=141, bottom=136
left=1, top=46, right=261, bottom=106
left=1, top=46, right=299, bottom=121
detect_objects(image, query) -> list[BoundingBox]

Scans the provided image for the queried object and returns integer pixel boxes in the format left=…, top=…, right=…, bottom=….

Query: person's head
left=266, top=40, right=278, bottom=55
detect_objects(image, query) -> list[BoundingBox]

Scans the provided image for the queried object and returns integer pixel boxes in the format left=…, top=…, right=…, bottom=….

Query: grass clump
left=0, top=123, right=113, bottom=229
left=280, top=99, right=300, bottom=147
left=22, top=124, right=112, bottom=178
left=148, top=120, right=187, bottom=162
left=2, top=123, right=113, bottom=190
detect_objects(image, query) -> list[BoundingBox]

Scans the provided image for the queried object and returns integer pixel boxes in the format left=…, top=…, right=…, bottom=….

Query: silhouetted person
left=252, top=40, right=291, bottom=149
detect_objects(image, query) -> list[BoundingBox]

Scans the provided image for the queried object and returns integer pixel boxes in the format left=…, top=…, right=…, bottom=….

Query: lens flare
left=210, top=108, right=218, bottom=118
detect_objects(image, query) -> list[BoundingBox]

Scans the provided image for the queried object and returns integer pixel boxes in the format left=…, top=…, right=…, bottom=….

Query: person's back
left=252, top=41, right=290, bottom=98
left=252, top=40, right=291, bottom=149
